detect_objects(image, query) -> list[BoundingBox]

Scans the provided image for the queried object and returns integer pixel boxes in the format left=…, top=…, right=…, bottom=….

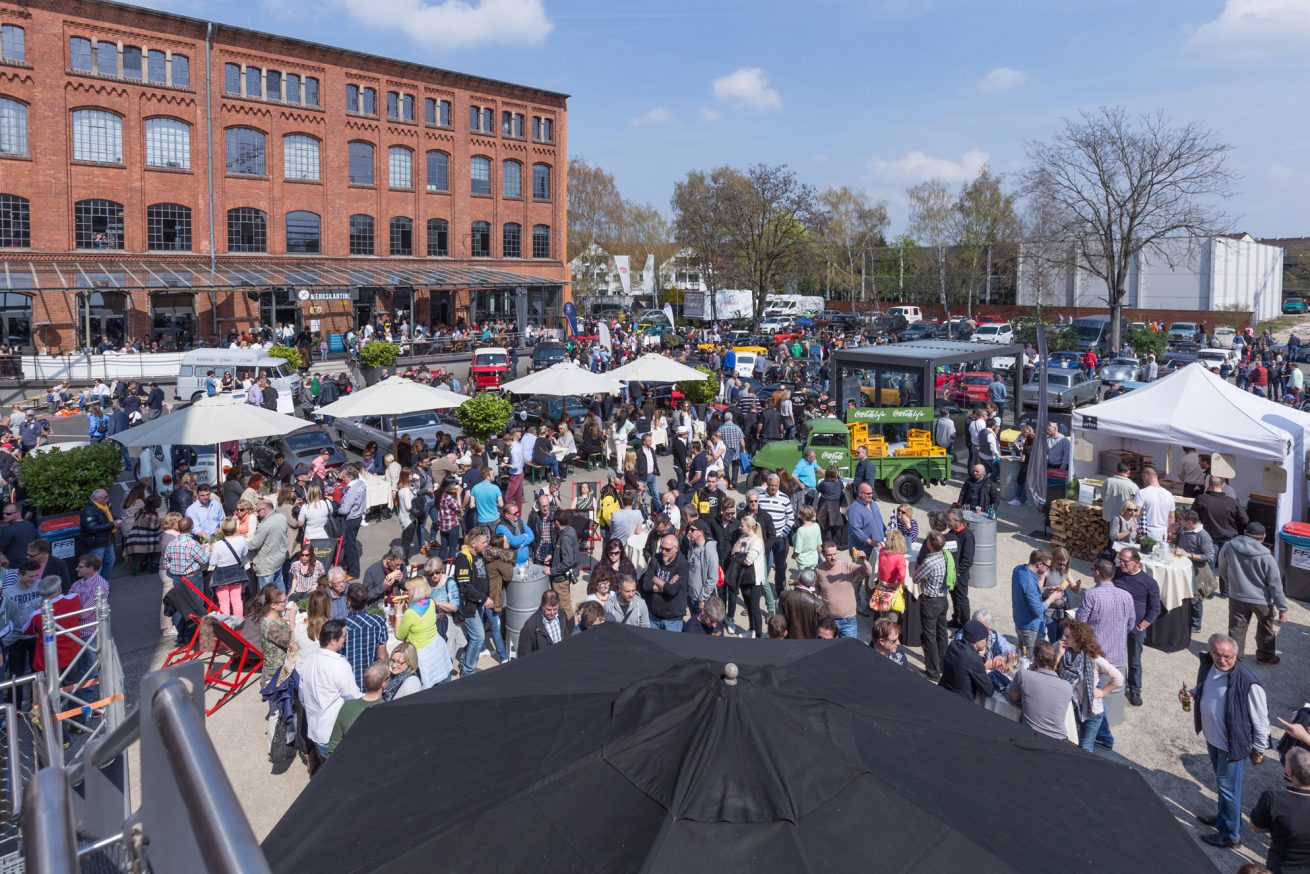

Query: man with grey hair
left=1184, top=632, right=1269, bottom=849
left=1250, top=747, right=1310, bottom=871
left=362, top=546, right=407, bottom=604
left=336, top=466, right=368, bottom=579
left=718, top=411, right=745, bottom=490
left=952, top=608, right=1016, bottom=663
left=248, top=497, right=289, bottom=592
left=683, top=594, right=727, bottom=636
left=79, top=488, right=119, bottom=578
left=324, top=566, right=348, bottom=620
left=779, top=567, right=824, bottom=639
left=757, top=474, right=795, bottom=599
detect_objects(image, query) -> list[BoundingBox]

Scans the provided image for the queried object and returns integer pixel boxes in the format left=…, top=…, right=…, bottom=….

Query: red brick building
left=0, top=0, right=569, bottom=353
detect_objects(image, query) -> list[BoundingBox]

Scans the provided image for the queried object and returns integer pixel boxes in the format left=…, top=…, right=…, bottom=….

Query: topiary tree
left=677, top=365, right=719, bottom=405
left=268, top=344, right=302, bottom=371
left=453, top=393, right=514, bottom=441
left=358, top=340, right=400, bottom=369
left=18, top=443, right=123, bottom=515
left=1123, top=325, right=1167, bottom=361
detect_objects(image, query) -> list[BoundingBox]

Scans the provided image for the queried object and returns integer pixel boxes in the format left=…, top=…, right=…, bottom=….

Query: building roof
left=74, top=0, right=570, bottom=103
left=0, top=257, right=566, bottom=292
left=832, top=340, right=1024, bottom=369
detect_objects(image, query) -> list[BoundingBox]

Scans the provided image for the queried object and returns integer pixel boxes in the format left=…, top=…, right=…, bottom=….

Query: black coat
left=518, top=608, right=565, bottom=655
left=79, top=502, right=115, bottom=548
left=939, top=639, right=994, bottom=701
left=957, top=476, right=998, bottom=513
left=635, top=447, right=660, bottom=477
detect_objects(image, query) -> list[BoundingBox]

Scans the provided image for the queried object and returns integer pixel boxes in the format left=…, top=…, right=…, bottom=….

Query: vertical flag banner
left=563, top=301, right=579, bottom=337
left=614, top=256, right=631, bottom=296
left=642, top=254, right=655, bottom=296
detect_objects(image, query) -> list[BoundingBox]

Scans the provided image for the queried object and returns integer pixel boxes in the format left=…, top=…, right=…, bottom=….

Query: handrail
left=4, top=704, right=20, bottom=821
left=22, top=769, right=77, bottom=874
left=151, top=679, right=271, bottom=874
left=66, top=705, right=139, bottom=787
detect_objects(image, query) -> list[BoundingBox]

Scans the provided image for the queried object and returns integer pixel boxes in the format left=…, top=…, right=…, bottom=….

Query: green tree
left=817, top=186, right=889, bottom=303
left=677, top=366, right=718, bottom=404
left=954, top=166, right=1020, bottom=315
left=671, top=168, right=740, bottom=320
left=454, top=393, right=513, bottom=441
left=19, top=443, right=122, bottom=515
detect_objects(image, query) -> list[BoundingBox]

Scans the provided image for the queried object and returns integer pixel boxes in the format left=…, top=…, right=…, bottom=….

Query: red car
left=976, top=314, right=1005, bottom=325
left=946, top=371, right=995, bottom=407
left=470, top=347, right=509, bottom=391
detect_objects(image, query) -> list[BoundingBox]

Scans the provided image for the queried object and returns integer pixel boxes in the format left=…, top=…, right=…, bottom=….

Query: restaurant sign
left=845, top=406, right=933, bottom=424
left=297, top=288, right=358, bottom=302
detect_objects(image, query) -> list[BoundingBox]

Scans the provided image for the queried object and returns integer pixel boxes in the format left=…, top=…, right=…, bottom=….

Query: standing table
left=1142, top=552, right=1194, bottom=653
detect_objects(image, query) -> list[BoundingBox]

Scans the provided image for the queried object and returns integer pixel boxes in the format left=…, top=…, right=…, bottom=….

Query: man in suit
left=635, top=432, right=661, bottom=516
left=518, top=589, right=566, bottom=656
left=670, top=425, right=690, bottom=491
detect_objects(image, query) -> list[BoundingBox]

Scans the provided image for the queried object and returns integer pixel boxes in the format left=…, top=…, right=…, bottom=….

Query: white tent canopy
left=605, top=353, right=708, bottom=384
left=1072, top=364, right=1310, bottom=542
left=113, top=394, right=307, bottom=448
left=316, top=376, right=468, bottom=418
left=500, top=362, right=623, bottom=397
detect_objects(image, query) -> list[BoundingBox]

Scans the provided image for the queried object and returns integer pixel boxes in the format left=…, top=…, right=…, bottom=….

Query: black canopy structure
left=262, top=625, right=1215, bottom=873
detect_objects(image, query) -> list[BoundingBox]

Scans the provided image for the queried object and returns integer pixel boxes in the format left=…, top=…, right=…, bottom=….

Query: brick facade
left=0, top=0, right=569, bottom=353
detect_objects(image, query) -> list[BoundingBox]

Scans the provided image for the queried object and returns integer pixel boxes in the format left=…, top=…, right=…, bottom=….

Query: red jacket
left=25, top=594, right=84, bottom=672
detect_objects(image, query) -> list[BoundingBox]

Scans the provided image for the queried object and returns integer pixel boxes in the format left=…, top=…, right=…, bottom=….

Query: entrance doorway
left=0, top=293, right=32, bottom=348
left=259, top=288, right=301, bottom=335
left=82, top=291, right=128, bottom=349
left=150, top=292, right=195, bottom=350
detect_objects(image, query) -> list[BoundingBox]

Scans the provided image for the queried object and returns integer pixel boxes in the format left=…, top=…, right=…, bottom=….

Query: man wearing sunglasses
left=640, top=534, right=688, bottom=632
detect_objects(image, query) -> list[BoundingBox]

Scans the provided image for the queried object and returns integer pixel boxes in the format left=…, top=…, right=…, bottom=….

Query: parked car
left=901, top=320, right=939, bottom=341
left=1047, top=351, right=1084, bottom=369
left=868, top=312, right=909, bottom=337
left=1097, top=357, right=1140, bottom=384
left=513, top=396, right=592, bottom=431
left=470, top=347, right=510, bottom=391
left=1196, top=348, right=1237, bottom=370
left=531, top=344, right=568, bottom=371
left=946, top=371, right=996, bottom=407
left=1212, top=325, right=1237, bottom=348
left=247, top=425, right=348, bottom=478
left=1162, top=350, right=1202, bottom=371
left=973, top=322, right=1014, bottom=344
left=331, top=411, right=460, bottom=452
left=886, top=305, right=922, bottom=324
left=976, top=314, right=1005, bottom=325
left=759, top=315, right=792, bottom=333
left=1168, top=322, right=1202, bottom=343
left=1283, top=297, right=1306, bottom=314
left=1021, top=369, right=1099, bottom=410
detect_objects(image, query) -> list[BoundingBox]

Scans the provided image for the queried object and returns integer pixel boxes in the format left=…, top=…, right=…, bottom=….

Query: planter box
left=36, top=512, right=82, bottom=560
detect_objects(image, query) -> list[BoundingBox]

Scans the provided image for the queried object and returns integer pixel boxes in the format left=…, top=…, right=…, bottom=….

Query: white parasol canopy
left=112, top=394, right=308, bottom=448
left=500, top=361, right=623, bottom=396
left=316, top=376, right=469, bottom=418
left=605, top=353, right=709, bottom=384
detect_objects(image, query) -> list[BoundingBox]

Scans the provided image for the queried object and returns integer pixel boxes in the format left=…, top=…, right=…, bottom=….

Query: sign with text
left=297, top=288, right=357, bottom=303
left=845, top=406, right=933, bottom=424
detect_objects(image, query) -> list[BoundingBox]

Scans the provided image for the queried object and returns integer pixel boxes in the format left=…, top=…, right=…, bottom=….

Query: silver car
left=1022, top=369, right=1100, bottom=410
left=1098, top=357, right=1140, bottom=385
left=330, top=411, right=461, bottom=452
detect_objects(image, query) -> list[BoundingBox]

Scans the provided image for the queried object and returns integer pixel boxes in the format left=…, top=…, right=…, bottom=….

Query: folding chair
left=162, top=576, right=219, bottom=667
left=309, top=536, right=345, bottom=569
left=201, top=620, right=265, bottom=715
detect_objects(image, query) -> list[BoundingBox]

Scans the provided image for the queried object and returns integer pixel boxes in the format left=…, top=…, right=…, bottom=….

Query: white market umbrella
left=316, top=376, right=469, bottom=418
left=114, top=394, right=307, bottom=448
left=606, top=353, right=710, bottom=384
left=316, top=376, right=470, bottom=458
left=500, top=361, right=623, bottom=397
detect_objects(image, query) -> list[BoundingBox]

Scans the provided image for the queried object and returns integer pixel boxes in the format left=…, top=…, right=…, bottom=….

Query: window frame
left=502, top=159, right=522, bottom=198
left=146, top=202, right=192, bottom=251
left=388, top=145, right=413, bottom=190
left=532, top=224, right=551, bottom=259
left=532, top=163, right=552, bottom=200
left=470, top=220, right=490, bottom=258
left=74, top=199, right=125, bottom=250
left=0, top=97, right=28, bottom=158
left=224, top=126, right=267, bottom=177
left=389, top=216, right=414, bottom=256
left=1, top=25, right=24, bottom=64
left=425, top=150, right=449, bottom=193
left=502, top=222, right=521, bottom=258
left=0, top=194, right=31, bottom=249
left=143, top=117, right=190, bottom=170
left=224, top=63, right=241, bottom=94
left=348, top=213, right=375, bottom=256
left=70, top=37, right=92, bottom=72
left=285, top=210, right=321, bottom=254
left=470, top=155, right=491, bottom=196
left=348, top=140, right=375, bottom=186
left=283, top=133, right=321, bottom=182
left=71, top=108, right=124, bottom=165
left=426, top=218, right=448, bottom=257
left=226, top=207, right=267, bottom=253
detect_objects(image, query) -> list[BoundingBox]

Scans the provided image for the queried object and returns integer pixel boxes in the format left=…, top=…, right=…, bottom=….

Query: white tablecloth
left=1142, top=554, right=1193, bottom=611
left=362, top=474, right=391, bottom=509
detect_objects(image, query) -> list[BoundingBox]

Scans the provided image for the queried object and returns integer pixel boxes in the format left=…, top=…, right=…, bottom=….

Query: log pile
left=1049, top=499, right=1109, bottom=561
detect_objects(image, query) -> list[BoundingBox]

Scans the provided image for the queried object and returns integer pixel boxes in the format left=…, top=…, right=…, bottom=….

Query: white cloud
left=631, top=107, right=673, bottom=126
left=976, top=66, right=1029, bottom=93
left=711, top=67, right=782, bottom=111
left=1189, top=0, right=1310, bottom=59
left=335, top=0, right=552, bottom=50
left=697, top=106, right=721, bottom=123
left=870, top=149, right=990, bottom=183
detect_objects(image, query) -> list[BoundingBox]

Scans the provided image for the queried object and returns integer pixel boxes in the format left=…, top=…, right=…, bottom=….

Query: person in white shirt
left=297, top=619, right=360, bottom=757
left=1137, top=466, right=1176, bottom=542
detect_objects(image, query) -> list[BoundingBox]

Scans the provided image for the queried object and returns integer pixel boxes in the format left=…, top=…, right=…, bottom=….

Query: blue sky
left=153, top=0, right=1309, bottom=236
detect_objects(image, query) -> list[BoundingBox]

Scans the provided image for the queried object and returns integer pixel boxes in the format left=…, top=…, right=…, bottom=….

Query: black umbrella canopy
left=263, top=625, right=1215, bottom=873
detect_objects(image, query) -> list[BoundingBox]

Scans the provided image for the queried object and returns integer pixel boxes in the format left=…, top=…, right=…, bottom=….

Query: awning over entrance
left=0, top=258, right=567, bottom=291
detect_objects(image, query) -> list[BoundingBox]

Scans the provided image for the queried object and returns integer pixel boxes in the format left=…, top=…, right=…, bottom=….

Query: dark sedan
left=247, top=425, right=348, bottom=477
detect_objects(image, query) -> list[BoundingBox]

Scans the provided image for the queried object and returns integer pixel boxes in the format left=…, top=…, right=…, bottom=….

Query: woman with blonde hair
left=1109, top=501, right=1140, bottom=545
left=208, top=516, right=249, bottom=618
left=157, top=511, right=184, bottom=635
left=396, top=575, right=453, bottom=688
left=871, top=528, right=908, bottom=621
left=299, top=483, right=333, bottom=541
left=233, top=498, right=257, bottom=538
left=384, top=642, right=422, bottom=700
left=731, top=514, right=769, bottom=636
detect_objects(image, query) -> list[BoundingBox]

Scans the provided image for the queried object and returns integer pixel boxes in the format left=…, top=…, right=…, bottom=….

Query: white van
left=887, top=305, right=922, bottom=324
left=175, top=349, right=301, bottom=412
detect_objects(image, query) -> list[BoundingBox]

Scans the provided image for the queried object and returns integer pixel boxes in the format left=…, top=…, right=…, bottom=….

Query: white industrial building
left=1017, top=234, right=1284, bottom=322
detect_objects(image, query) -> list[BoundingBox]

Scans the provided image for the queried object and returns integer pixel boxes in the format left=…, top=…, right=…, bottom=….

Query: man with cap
left=939, top=619, right=1004, bottom=701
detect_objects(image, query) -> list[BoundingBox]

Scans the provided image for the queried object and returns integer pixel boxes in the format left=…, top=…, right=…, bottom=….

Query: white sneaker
left=1007, top=499, right=1021, bottom=506
left=361, top=519, right=370, bottom=527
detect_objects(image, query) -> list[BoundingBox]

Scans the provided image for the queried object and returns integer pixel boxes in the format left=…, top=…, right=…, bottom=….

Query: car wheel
left=338, top=435, right=350, bottom=450
left=892, top=472, right=926, bottom=504
left=190, top=392, right=205, bottom=404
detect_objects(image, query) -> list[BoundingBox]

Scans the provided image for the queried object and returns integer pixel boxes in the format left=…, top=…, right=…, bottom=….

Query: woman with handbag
left=731, top=515, right=769, bottom=637
left=298, top=484, right=334, bottom=542
left=871, top=529, right=908, bottom=621
left=209, top=516, right=250, bottom=618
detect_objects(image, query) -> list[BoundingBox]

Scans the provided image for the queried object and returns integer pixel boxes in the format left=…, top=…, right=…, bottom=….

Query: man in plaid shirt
left=163, top=517, right=209, bottom=589
left=718, top=413, right=745, bottom=490
left=342, top=583, right=387, bottom=688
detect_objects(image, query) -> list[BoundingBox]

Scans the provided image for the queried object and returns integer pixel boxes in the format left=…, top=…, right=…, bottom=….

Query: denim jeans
left=90, top=543, right=115, bottom=579
left=459, top=612, right=485, bottom=675
left=769, top=535, right=789, bottom=598
left=1126, top=627, right=1146, bottom=695
left=644, top=475, right=660, bottom=516
left=650, top=617, right=683, bottom=632
left=1207, top=743, right=1247, bottom=842
left=833, top=616, right=858, bottom=639
left=257, top=569, right=285, bottom=594
left=1077, top=712, right=1106, bottom=752
left=440, top=528, right=462, bottom=562
left=479, top=605, right=508, bottom=662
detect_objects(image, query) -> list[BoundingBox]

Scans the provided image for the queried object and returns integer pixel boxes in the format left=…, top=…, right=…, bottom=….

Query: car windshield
left=1109, top=358, right=1138, bottom=367
left=963, top=375, right=990, bottom=386
left=474, top=353, right=508, bottom=367
left=285, top=430, right=331, bottom=451
left=1046, top=373, right=1073, bottom=387
left=537, top=347, right=565, bottom=360
left=811, top=432, right=846, bottom=448
left=395, top=412, right=440, bottom=429
left=976, top=326, right=998, bottom=335
left=1074, top=323, right=1105, bottom=341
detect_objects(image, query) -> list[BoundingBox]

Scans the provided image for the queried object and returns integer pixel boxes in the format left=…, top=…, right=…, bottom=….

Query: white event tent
left=1071, top=364, right=1310, bottom=543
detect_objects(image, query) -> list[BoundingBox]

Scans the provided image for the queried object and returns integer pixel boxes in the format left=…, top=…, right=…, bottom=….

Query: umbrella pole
left=392, top=418, right=399, bottom=461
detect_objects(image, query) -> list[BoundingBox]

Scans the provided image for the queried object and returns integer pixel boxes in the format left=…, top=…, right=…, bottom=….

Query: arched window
left=286, top=211, right=321, bottom=254
left=426, top=150, right=448, bottom=192
left=283, top=134, right=320, bottom=182
left=532, top=224, right=551, bottom=259
left=146, top=203, right=192, bottom=251
left=348, top=141, right=374, bottom=185
left=74, top=199, right=124, bottom=249
left=470, top=221, right=490, bottom=258
left=388, top=146, right=413, bottom=189
left=225, top=126, right=266, bottom=176
left=0, top=194, right=30, bottom=248
left=503, top=160, right=522, bottom=198
left=71, top=109, right=122, bottom=164
left=502, top=222, right=521, bottom=258
left=532, top=163, right=551, bottom=200
left=427, top=219, right=448, bottom=257
left=470, top=155, right=491, bottom=196
left=389, top=217, right=413, bottom=256
left=227, top=207, right=266, bottom=253
left=144, top=118, right=190, bottom=169
left=0, top=97, right=27, bottom=157
left=349, top=214, right=374, bottom=255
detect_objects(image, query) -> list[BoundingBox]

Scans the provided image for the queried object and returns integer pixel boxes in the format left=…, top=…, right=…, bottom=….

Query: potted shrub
left=18, top=443, right=123, bottom=555
left=453, top=393, right=513, bottom=442
left=677, top=365, right=719, bottom=419
left=357, top=340, right=400, bottom=385
left=267, top=344, right=303, bottom=372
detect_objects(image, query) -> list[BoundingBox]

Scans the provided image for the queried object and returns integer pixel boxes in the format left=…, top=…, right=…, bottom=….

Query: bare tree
left=818, top=186, right=889, bottom=305
left=671, top=168, right=739, bottom=321
left=1023, top=107, right=1236, bottom=352
left=906, top=180, right=957, bottom=322
left=567, top=157, right=625, bottom=305
left=954, top=166, right=1020, bottom=315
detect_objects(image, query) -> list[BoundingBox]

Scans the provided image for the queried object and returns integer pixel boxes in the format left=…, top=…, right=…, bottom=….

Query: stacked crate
left=846, top=422, right=888, bottom=457
left=894, top=429, right=946, bottom=457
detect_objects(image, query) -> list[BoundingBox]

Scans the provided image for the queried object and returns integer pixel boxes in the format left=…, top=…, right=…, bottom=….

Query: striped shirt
left=756, top=489, right=795, bottom=537
left=163, top=534, right=209, bottom=578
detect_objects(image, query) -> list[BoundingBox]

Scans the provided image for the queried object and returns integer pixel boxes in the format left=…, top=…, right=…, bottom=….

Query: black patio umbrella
left=262, top=625, right=1215, bottom=873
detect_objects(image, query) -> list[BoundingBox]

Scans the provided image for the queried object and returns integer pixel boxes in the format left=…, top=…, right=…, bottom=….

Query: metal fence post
left=22, top=768, right=77, bottom=874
